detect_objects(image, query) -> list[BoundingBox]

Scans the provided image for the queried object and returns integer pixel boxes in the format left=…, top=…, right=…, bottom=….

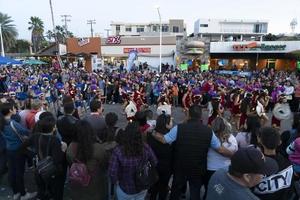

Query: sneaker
left=13, top=193, right=20, bottom=200
left=20, top=192, right=37, bottom=200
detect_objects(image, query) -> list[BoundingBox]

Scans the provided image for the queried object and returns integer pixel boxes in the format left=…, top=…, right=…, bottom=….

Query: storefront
left=101, top=35, right=176, bottom=69
left=209, top=41, right=300, bottom=71
left=66, top=37, right=101, bottom=72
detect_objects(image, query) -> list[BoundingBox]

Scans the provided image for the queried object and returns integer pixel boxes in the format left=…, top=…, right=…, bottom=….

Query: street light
left=0, top=23, right=5, bottom=57
left=155, top=6, right=162, bottom=73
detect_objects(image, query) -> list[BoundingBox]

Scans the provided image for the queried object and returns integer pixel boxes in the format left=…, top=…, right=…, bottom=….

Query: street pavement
left=0, top=104, right=293, bottom=199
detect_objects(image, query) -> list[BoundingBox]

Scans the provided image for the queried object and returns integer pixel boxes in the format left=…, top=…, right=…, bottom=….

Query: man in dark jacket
left=57, top=102, right=78, bottom=145
left=83, top=99, right=106, bottom=141
left=153, top=105, right=233, bottom=200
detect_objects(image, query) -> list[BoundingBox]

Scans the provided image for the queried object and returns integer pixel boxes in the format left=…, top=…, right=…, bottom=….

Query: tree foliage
left=0, top=12, right=18, bottom=51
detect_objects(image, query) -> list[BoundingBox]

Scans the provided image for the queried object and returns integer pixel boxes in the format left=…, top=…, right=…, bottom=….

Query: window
left=173, top=26, right=179, bottom=33
left=255, top=24, right=260, bottom=33
left=125, top=26, right=132, bottom=32
left=153, top=26, right=158, bottom=32
left=137, top=26, right=144, bottom=32
left=162, top=25, right=169, bottom=32
left=116, top=25, right=120, bottom=31
left=200, top=24, right=208, bottom=27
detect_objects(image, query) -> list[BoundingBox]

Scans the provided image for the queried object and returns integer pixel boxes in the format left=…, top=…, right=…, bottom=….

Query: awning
left=23, top=59, right=47, bottom=65
left=0, top=56, right=22, bottom=65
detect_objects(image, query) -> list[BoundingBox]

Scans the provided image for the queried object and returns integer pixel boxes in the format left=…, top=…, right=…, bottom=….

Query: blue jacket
left=2, top=120, right=30, bottom=151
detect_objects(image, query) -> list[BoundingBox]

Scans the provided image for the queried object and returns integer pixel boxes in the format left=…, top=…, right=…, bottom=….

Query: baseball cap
left=230, top=147, right=278, bottom=176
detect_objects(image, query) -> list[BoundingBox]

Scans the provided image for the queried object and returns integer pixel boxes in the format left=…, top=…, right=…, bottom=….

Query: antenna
left=290, top=18, right=298, bottom=34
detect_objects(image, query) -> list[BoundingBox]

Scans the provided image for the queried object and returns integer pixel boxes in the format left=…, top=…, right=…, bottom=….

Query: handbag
left=36, top=135, right=56, bottom=181
left=134, top=150, right=158, bottom=191
left=10, top=121, right=35, bottom=157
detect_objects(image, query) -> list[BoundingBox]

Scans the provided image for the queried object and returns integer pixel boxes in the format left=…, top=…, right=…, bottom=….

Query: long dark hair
left=75, top=120, right=95, bottom=163
left=246, top=116, right=261, bottom=146
left=155, top=114, right=171, bottom=134
left=104, top=112, right=118, bottom=142
left=122, top=122, right=143, bottom=157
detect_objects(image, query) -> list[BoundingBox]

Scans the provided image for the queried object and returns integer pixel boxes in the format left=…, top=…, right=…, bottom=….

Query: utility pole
left=87, top=20, right=96, bottom=37
left=61, top=14, right=71, bottom=32
left=0, top=23, right=5, bottom=57
left=104, top=29, right=111, bottom=37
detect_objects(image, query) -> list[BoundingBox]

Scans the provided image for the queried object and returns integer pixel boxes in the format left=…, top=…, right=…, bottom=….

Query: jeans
left=116, top=185, right=147, bottom=200
left=149, top=164, right=172, bottom=200
left=170, top=171, right=203, bottom=200
left=7, top=150, right=26, bottom=196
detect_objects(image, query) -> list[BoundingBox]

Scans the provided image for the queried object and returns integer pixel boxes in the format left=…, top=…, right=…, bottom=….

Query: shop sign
left=78, top=38, right=90, bottom=47
left=123, top=48, right=151, bottom=53
left=106, top=36, right=121, bottom=44
left=233, top=42, right=286, bottom=51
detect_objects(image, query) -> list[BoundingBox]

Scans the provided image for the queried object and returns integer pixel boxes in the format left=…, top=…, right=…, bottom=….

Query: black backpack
left=35, top=135, right=56, bottom=181
left=134, top=151, right=158, bottom=192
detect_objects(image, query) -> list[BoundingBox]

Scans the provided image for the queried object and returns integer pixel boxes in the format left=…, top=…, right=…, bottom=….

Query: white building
left=194, top=18, right=268, bottom=42
left=111, top=19, right=186, bottom=38
left=101, top=35, right=176, bottom=68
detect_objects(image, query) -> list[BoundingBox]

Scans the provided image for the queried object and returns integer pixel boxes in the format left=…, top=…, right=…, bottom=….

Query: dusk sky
left=1, top=0, right=300, bottom=40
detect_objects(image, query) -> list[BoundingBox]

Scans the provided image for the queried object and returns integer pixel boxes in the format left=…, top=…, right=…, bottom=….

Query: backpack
left=36, top=135, right=56, bottom=181
left=134, top=150, right=158, bottom=191
left=68, top=145, right=91, bottom=187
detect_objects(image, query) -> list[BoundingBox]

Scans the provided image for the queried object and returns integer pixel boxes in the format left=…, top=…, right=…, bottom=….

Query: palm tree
left=0, top=12, right=18, bottom=51
left=28, top=16, right=45, bottom=53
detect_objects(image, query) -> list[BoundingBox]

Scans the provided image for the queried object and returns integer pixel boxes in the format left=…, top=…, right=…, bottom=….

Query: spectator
left=83, top=99, right=106, bottom=137
left=147, top=114, right=173, bottom=200
left=0, top=102, right=36, bottom=200
left=67, top=120, right=108, bottom=200
left=109, top=122, right=157, bottom=199
left=57, top=102, right=78, bottom=145
left=22, top=114, right=65, bottom=200
left=153, top=105, right=233, bottom=200
left=204, top=117, right=238, bottom=199
left=254, top=127, right=293, bottom=200
left=25, top=99, right=41, bottom=130
left=206, top=147, right=278, bottom=200
left=236, top=116, right=261, bottom=148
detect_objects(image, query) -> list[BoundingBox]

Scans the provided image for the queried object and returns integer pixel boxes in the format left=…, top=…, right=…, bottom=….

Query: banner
left=254, top=165, right=293, bottom=194
left=180, top=63, right=188, bottom=70
left=216, top=70, right=252, bottom=77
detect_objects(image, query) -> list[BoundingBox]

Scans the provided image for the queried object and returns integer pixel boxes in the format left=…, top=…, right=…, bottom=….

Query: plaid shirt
left=108, top=143, right=157, bottom=194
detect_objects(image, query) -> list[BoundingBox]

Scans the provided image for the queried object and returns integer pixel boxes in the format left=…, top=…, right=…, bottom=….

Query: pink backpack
left=69, top=145, right=91, bottom=187
left=69, top=160, right=91, bottom=187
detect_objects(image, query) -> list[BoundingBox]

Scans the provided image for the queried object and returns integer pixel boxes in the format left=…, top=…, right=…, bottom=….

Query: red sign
left=232, top=42, right=258, bottom=51
left=106, top=36, right=121, bottom=44
left=123, top=48, right=151, bottom=53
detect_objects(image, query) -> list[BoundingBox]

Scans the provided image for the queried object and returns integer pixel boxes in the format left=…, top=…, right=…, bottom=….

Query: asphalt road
left=0, top=104, right=293, bottom=199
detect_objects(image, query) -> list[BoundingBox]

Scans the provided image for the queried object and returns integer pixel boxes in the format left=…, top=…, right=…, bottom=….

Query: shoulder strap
left=10, top=121, right=24, bottom=143
left=38, top=135, right=52, bottom=159
left=38, top=135, right=43, bottom=159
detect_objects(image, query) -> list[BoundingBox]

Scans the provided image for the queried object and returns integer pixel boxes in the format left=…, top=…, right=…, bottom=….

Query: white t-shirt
left=235, top=132, right=251, bottom=148
left=207, top=134, right=238, bottom=171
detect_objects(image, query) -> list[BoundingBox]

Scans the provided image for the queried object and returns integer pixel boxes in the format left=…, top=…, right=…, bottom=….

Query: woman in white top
left=204, top=117, right=238, bottom=199
left=235, top=115, right=261, bottom=148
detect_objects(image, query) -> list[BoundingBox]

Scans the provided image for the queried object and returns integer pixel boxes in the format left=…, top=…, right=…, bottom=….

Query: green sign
left=180, top=63, right=188, bottom=70
left=201, top=64, right=209, bottom=71
left=260, top=44, right=286, bottom=51
left=297, top=61, right=300, bottom=70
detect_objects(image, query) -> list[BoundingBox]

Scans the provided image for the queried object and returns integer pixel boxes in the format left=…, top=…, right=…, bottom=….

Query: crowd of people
left=0, top=64, right=300, bottom=199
